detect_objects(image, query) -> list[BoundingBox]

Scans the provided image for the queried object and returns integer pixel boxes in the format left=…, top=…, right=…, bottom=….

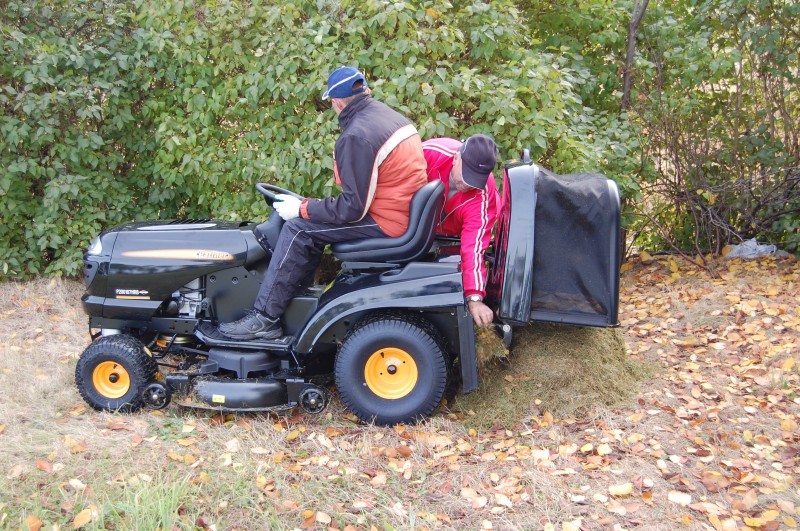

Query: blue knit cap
left=322, top=66, right=367, bottom=100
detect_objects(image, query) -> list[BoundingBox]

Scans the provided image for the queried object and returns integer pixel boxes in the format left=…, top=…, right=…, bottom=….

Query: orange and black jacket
left=299, top=94, right=427, bottom=237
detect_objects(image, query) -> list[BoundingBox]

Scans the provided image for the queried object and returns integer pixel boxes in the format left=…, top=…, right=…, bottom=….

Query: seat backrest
left=331, top=179, right=445, bottom=264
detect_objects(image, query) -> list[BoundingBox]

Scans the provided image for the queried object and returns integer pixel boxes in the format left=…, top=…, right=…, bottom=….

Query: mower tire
left=75, top=335, right=158, bottom=412
left=335, top=316, right=447, bottom=425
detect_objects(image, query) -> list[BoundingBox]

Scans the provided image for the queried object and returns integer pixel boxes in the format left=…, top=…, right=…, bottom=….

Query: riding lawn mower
left=75, top=153, right=621, bottom=425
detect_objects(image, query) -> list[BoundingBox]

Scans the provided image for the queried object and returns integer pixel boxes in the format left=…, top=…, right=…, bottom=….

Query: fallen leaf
left=24, top=515, right=43, bottom=531
left=69, top=478, right=87, bottom=492
left=495, top=493, right=513, bottom=508
left=739, top=489, right=759, bottom=511
left=609, top=483, right=633, bottom=497
left=225, top=438, right=240, bottom=452
left=626, top=411, right=644, bottom=422
left=597, top=443, right=613, bottom=456
left=461, top=487, right=480, bottom=500
left=370, top=473, right=387, bottom=486
left=668, top=490, right=692, bottom=506
left=73, top=508, right=93, bottom=528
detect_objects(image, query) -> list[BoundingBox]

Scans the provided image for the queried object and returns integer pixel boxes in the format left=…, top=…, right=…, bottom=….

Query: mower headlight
left=87, top=236, right=103, bottom=256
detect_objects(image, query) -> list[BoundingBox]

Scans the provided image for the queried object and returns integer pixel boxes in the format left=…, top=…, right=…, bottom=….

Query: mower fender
left=294, top=263, right=463, bottom=354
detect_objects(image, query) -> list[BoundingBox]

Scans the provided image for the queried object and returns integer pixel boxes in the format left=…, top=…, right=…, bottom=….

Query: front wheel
left=335, top=317, right=447, bottom=425
left=75, top=335, right=158, bottom=412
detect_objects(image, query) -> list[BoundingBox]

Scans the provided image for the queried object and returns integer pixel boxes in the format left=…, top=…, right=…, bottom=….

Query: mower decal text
left=115, top=289, right=150, bottom=300
left=212, top=394, right=225, bottom=404
left=121, top=249, right=235, bottom=261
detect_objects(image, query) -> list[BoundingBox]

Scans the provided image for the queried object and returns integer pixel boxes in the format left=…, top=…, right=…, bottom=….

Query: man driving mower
left=218, top=66, right=428, bottom=341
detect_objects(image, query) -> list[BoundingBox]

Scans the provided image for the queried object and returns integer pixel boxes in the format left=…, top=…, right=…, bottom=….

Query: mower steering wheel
left=255, top=183, right=304, bottom=207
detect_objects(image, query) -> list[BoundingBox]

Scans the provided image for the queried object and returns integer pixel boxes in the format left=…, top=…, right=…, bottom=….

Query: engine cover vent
left=168, top=219, right=214, bottom=225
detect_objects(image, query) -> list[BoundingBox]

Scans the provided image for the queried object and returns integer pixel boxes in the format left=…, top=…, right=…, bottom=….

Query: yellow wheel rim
left=92, top=361, right=131, bottom=399
left=364, top=348, right=418, bottom=400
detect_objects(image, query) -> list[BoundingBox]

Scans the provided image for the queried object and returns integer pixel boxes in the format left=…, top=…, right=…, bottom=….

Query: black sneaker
left=219, top=310, right=282, bottom=340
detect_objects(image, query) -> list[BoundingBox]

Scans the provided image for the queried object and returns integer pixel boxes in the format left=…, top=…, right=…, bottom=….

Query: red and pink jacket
left=422, top=138, right=501, bottom=299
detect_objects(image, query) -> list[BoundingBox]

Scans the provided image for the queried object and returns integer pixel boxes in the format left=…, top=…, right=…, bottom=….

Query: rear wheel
left=335, top=316, right=447, bottom=425
left=75, top=335, right=158, bottom=412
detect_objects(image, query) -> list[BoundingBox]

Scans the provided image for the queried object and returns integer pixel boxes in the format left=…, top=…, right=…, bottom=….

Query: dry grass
left=2, top=258, right=797, bottom=530
left=454, top=324, right=654, bottom=431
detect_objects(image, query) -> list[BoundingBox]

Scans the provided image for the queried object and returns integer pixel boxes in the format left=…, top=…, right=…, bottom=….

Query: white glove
left=274, top=194, right=301, bottom=221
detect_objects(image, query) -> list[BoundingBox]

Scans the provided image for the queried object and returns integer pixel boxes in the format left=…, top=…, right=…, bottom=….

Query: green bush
left=1, top=1, right=162, bottom=277
left=3, top=0, right=634, bottom=279
left=627, top=0, right=799, bottom=254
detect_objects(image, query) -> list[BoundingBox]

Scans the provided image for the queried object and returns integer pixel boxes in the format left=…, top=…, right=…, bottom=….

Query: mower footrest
left=195, top=327, right=293, bottom=351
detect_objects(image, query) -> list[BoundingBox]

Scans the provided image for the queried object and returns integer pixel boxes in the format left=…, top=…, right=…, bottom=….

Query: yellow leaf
left=597, top=443, right=613, bottom=456
left=668, top=491, right=692, bottom=506
left=495, top=493, right=513, bottom=507
left=783, top=516, right=798, bottom=527
left=609, top=483, right=633, bottom=496
left=580, top=443, right=593, bottom=453
left=69, top=478, right=86, bottom=492
left=708, top=514, right=723, bottom=531
left=668, top=259, right=679, bottom=273
left=286, top=430, right=300, bottom=441
left=741, top=489, right=758, bottom=510
left=73, top=508, right=93, bottom=528
left=781, top=357, right=795, bottom=371
left=461, top=487, right=479, bottom=500
left=472, top=497, right=488, bottom=510
left=24, top=515, right=43, bottom=531
left=626, top=412, right=643, bottom=422
left=639, top=251, right=653, bottom=263
left=760, top=510, right=779, bottom=522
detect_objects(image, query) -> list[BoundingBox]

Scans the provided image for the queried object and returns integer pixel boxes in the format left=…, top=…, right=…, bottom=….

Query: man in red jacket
left=422, top=135, right=500, bottom=327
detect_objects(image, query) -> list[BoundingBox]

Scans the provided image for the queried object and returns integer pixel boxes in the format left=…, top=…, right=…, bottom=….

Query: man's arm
left=300, top=135, right=376, bottom=223
left=458, top=188, right=498, bottom=326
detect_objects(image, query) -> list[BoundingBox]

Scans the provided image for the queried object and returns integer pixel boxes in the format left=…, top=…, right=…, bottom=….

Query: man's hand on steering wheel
left=274, top=194, right=302, bottom=221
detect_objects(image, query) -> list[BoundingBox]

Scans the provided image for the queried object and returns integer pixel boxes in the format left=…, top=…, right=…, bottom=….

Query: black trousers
left=253, top=216, right=386, bottom=318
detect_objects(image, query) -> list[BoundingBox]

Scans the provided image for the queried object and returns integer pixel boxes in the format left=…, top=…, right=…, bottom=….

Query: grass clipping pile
left=452, top=323, right=652, bottom=431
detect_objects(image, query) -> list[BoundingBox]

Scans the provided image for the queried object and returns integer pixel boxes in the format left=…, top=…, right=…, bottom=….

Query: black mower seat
left=331, top=179, right=445, bottom=264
